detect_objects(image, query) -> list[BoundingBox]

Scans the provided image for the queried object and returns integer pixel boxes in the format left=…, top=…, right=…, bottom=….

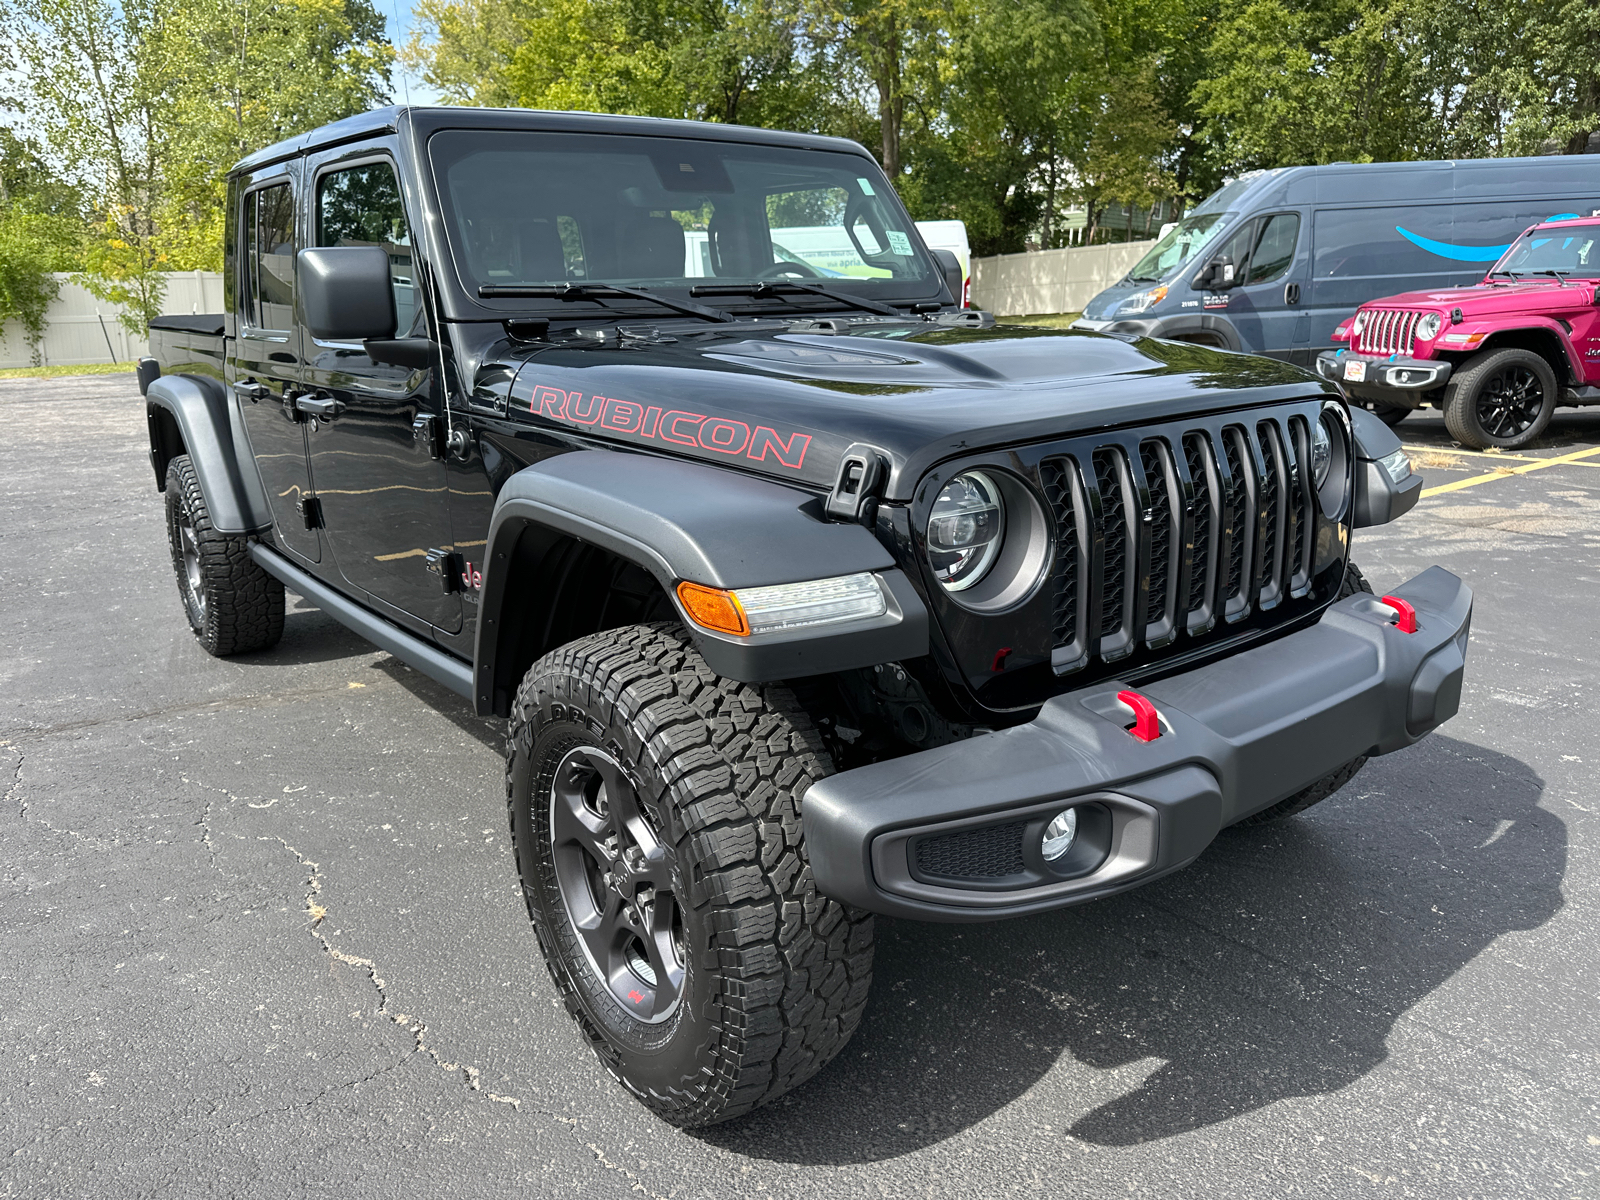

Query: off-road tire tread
left=1442, top=347, right=1556, bottom=450
left=506, top=622, right=874, bottom=1126
left=164, top=454, right=284, bottom=656
left=1237, top=561, right=1373, bottom=825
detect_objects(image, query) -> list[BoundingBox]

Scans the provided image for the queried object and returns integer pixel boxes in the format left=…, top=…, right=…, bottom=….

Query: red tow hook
left=1116, top=690, right=1162, bottom=742
left=1379, top=595, right=1419, bottom=634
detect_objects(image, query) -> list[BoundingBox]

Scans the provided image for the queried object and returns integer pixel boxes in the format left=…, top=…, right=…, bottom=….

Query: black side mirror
left=298, top=246, right=397, bottom=341
left=929, top=248, right=964, bottom=307
left=1196, top=254, right=1238, bottom=291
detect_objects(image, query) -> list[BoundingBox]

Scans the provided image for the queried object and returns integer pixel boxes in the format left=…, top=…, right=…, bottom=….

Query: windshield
left=429, top=131, right=937, bottom=310
left=1488, top=223, right=1600, bottom=279
left=1123, top=211, right=1235, bottom=283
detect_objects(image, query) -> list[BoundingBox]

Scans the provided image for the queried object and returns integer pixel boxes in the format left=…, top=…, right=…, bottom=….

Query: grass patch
left=993, top=312, right=1082, bottom=328
left=1408, top=449, right=1464, bottom=470
left=0, top=362, right=136, bottom=380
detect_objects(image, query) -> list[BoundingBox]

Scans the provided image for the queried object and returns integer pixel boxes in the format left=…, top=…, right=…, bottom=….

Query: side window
left=244, top=183, right=295, bottom=331
left=1247, top=213, right=1300, bottom=285
left=316, top=162, right=415, bottom=334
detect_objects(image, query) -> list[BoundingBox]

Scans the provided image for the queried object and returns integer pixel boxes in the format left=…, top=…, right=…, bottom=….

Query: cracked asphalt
left=3, top=374, right=1598, bottom=1198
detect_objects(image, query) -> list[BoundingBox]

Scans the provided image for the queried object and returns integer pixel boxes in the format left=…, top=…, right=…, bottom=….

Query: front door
left=300, top=152, right=461, bottom=633
left=1221, top=211, right=1306, bottom=362
left=231, top=168, right=320, bottom=563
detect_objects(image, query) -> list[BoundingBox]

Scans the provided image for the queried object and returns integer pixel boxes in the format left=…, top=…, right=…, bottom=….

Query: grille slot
left=1093, top=449, right=1130, bottom=643
left=1040, top=411, right=1319, bottom=676
left=914, top=821, right=1028, bottom=880
left=1141, top=441, right=1173, bottom=631
left=1040, top=458, right=1080, bottom=655
left=1183, top=434, right=1216, bottom=629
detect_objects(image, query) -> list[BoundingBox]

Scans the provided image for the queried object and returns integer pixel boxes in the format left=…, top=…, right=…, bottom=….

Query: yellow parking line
left=1420, top=445, right=1600, bottom=497
left=1403, top=445, right=1546, bottom=464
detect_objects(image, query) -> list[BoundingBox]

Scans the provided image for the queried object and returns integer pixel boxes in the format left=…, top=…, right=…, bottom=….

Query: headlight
left=1415, top=312, right=1442, bottom=341
left=1311, top=415, right=1333, bottom=486
left=1114, top=285, right=1168, bottom=316
left=927, top=471, right=1005, bottom=591
left=1351, top=310, right=1370, bottom=334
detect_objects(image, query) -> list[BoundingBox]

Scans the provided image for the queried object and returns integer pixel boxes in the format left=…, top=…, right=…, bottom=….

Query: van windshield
left=1123, top=211, right=1234, bottom=283
left=1488, top=223, right=1600, bottom=280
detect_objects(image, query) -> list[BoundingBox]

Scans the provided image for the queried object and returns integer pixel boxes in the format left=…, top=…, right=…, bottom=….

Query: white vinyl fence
left=970, top=241, right=1156, bottom=317
left=0, top=271, right=224, bottom=369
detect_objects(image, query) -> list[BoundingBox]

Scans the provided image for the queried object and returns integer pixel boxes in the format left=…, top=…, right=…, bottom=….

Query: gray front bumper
left=803, top=567, right=1472, bottom=922
left=1317, top=350, right=1452, bottom=400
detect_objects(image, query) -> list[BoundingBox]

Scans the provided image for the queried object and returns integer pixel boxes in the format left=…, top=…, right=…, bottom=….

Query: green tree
left=2, top=0, right=392, bottom=334
left=0, top=131, right=83, bottom=362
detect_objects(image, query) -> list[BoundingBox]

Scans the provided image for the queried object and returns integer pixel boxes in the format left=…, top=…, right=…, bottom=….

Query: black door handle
left=1285, top=282, right=1301, bottom=306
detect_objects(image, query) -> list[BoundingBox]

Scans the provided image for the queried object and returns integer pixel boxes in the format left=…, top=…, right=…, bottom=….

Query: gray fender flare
left=146, top=374, right=272, bottom=535
left=1114, top=313, right=1242, bottom=351
left=473, top=450, right=929, bottom=713
left=1350, top=407, right=1423, bottom=527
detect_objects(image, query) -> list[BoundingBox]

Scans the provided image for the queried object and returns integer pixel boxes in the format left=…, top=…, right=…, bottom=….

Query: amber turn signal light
left=676, top=581, right=749, bottom=636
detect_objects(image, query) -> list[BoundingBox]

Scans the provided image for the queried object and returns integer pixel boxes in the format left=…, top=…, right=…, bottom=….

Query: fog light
left=1041, top=808, right=1078, bottom=862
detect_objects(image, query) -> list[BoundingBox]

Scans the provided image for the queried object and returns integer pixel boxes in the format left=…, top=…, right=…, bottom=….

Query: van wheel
left=163, top=454, right=285, bottom=656
left=1443, top=348, right=1556, bottom=449
left=506, top=623, right=874, bottom=1126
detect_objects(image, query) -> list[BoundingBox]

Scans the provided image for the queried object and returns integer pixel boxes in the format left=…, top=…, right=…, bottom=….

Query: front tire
left=506, top=623, right=874, bottom=1126
left=1442, top=347, right=1557, bottom=449
left=1357, top=399, right=1410, bottom=428
left=163, top=454, right=284, bottom=656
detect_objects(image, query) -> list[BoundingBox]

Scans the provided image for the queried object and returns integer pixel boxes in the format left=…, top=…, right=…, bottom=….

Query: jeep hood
left=488, top=322, right=1330, bottom=500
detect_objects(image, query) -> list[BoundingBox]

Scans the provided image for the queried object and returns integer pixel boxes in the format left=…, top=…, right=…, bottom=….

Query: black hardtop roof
left=231, top=105, right=874, bottom=176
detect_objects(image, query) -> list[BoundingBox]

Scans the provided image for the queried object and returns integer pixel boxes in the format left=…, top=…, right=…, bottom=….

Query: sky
left=382, top=0, right=446, bottom=106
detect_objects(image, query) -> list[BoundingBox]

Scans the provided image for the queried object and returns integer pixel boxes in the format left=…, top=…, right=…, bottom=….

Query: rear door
left=299, top=149, right=461, bottom=633
left=231, top=163, right=320, bottom=563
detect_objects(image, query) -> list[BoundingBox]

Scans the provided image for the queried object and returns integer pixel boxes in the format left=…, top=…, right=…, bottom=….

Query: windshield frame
left=1484, top=221, right=1600, bottom=282
left=421, top=122, right=947, bottom=322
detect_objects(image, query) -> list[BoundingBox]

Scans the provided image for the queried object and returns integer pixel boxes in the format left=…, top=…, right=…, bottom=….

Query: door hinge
left=827, top=443, right=889, bottom=524
left=412, top=413, right=442, bottom=459
left=297, top=496, right=324, bottom=529
left=425, top=548, right=465, bottom=594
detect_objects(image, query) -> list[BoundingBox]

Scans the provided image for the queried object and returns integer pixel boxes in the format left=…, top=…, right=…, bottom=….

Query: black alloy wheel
left=1443, top=347, right=1557, bottom=450
left=548, top=745, right=685, bottom=1022
left=1477, top=364, right=1543, bottom=438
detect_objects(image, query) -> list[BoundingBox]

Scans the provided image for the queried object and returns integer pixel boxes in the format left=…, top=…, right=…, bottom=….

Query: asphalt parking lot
left=3, top=373, right=1598, bottom=1198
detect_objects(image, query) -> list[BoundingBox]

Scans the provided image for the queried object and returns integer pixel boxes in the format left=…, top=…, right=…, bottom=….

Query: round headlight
left=1415, top=312, right=1442, bottom=341
left=1351, top=310, right=1370, bottom=334
left=1311, top=415, right=1333, bottom=487
left=927, top=471, right=1005, bottom=591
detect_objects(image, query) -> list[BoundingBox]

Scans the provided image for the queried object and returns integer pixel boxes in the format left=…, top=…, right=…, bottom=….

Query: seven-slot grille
left=1354, top=309, right=1422, bottom=356
left=1041, top=412, right=1320, bottom=676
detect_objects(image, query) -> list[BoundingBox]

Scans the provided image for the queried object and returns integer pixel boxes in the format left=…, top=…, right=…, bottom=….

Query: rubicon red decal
left=528, top=384, right=812, bottom=471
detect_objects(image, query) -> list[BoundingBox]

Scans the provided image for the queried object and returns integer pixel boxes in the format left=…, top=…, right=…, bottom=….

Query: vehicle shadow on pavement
left=699, top=733, right=1562, bottom=1162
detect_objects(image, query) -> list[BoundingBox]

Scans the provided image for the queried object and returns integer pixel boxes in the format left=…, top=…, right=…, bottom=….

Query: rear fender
left=145, top=374, right=272, bottom=535
left=473, top=450, right=929, bottom=716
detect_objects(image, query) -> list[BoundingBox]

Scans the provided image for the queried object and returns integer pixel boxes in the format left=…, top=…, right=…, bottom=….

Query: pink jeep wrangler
left=1318, top=216, right=1600, bottom=449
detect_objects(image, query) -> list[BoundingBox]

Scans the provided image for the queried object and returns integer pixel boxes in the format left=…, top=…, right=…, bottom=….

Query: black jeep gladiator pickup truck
left=140, top=105, right=1469, bottom=1126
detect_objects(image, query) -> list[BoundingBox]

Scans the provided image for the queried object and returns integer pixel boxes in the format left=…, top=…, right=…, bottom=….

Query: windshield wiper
left=477, top=282, right=735, bottom=323
left=689, top=280, right=900, bottom=317
left=1532, top=269, right=1570, bottom=285
left=1487, top=269, right=1521, bottom=281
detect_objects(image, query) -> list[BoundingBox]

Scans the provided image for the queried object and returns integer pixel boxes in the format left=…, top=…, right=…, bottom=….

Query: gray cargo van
left=1072, top=157, right=1600, bottom=365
